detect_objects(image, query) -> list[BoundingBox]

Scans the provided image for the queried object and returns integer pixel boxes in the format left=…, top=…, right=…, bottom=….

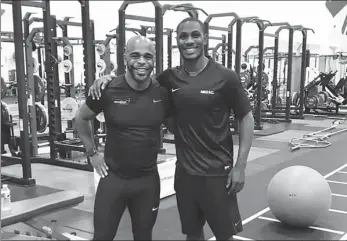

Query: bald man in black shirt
left=89, top=18, right=254, bottom=241
left=75, top=36, right=169, bottom=240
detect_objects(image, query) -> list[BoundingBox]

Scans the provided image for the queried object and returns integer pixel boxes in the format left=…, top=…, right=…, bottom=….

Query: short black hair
left=176, top=17, right=205, bottom=34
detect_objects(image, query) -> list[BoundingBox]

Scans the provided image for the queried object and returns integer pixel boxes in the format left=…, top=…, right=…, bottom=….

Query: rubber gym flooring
left=2, top=99, right=347, bottom=240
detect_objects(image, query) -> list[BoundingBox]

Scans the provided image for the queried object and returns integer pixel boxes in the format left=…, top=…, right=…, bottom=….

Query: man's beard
left=128, top=66, right=153, bottom=82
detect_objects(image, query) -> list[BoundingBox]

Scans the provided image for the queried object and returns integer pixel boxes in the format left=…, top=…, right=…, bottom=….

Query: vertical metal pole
left=44, top=2, right=58, bottom=160
left=227, top=25, right=233, bottom=69
left=271, top=37, right=279, bottom=111
left=285, top=28, right=294, bottom=122
left=167, top=29, right=173, bottom=68
left=37, top=47, right=43, bottom=79
left=26, top=37, right=38, bottom=156
left=51, top=18, right=62, bottom=135
left=155, top=6, right=163, bottom=74
left=299, top=31, right=307, bottom=118
left=221, top=34, right=226, bottom=67
left=155, top=5, right=165, bottom=154
left=255, top=27, right=264, bottom=130
left=90, top=20, right=100, bottom=133
left=12, top=0, right=33, bottom=181
left=204, top=22, right=209, bottom=56
left=81, top=1, right=96, bottom=145
left=117, top=9, right=126, bottom=75
left=90, top=22, right=97, bottom=83
left=62, top=27, right=74, bottom=139
left=103, top=36, right=112, bottom=75
left=38, top=46, right=45, bottom=105
left=23, top=18, right=30, bottom=76
left=234, top=20, right=242, bottom=76
left=62, top=26, right=71, bottom=97
left=81, top=1, right=94, bottom=92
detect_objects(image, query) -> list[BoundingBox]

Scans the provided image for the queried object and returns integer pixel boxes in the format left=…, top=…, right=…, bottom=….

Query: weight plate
left=240, top=72, right=251, bottom=89
left=62, top=60, right=73, bottom=73
left=35, top=103, right=48, bottom=133
left=96, top=44, right=106, bottom=56
left=1, top=101, right=11, bottom=126
left=241, top=62, right=250, bottom=71
left=318, top=91, right=329, bottom=104
left=1, top=77, right=7, bottom=99
left=61, top=97, right=79, bottom=120
left=305, top=96, right=318, bottom=109
left=34, top=75, right=45, bottom=102
left=96, top=112, right=105, bottom=123
left=63, top=45, right=73, bottom=57
left=317, top=94, right=324, bottom=106
left=33, top=58, right=40, bottom=74
left=96, top=59, right=106, bottom=73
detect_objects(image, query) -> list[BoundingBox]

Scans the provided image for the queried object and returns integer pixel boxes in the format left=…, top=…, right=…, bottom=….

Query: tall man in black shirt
left=89, top=18, right=254, bottom=241
left=75, top=36, right=169, bottom=240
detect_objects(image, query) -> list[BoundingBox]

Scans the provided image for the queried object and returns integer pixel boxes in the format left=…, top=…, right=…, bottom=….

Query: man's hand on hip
left=90, top=152, right=109, bottom=178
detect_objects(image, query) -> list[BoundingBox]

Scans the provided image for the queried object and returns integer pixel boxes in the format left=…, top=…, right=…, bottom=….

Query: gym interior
left=1, top=1, right=347, bottom=240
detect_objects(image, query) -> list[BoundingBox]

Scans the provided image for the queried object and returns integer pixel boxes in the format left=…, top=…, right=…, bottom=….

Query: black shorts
left=93, top=170, right=160, bottom=240
left=174, top=167, right=243, bottom=240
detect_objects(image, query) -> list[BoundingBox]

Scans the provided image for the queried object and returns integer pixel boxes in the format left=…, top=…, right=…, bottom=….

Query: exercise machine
left=261, top=25, right=314, bottom=121
left=304, top=70, right=346, bottom=116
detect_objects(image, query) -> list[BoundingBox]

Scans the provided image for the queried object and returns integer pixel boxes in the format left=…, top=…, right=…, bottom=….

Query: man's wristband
left=86, top=148, right=97, bottom=157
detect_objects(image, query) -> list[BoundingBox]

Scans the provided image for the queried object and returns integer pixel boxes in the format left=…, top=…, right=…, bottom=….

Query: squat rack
left=204, top=13, right=271, bottom=131
left=263, top=25, right=314, bottom=121
left=1, top=0, right=48, bottom=186
left=1, top=0, right=96, bottom=187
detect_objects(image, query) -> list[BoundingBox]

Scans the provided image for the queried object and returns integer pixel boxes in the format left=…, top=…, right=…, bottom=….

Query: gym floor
left=2, top=100, right=347, bottom=240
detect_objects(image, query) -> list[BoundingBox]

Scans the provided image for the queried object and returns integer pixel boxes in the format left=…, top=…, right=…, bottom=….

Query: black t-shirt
left=85, top=75, right=169, bottom=178
left=158, top=58, right=252, bottom=176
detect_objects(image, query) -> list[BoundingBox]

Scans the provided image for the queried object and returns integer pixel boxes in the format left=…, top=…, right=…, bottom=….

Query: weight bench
left=1, top=185, right=84, bottom=240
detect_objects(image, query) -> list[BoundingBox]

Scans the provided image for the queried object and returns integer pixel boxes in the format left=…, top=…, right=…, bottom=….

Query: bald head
left=125, top=36, right=155, bottom=55
left=124, top=36, right=156, bottom=85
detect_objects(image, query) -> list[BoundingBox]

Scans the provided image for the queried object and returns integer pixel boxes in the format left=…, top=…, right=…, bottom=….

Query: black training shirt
left=85, top=75, right=169, bottom=178
left=158, top=58, right=252, bottom=176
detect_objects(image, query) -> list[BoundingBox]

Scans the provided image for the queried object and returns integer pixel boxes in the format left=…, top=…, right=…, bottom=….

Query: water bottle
left=1, top=184, right=12, bottom=212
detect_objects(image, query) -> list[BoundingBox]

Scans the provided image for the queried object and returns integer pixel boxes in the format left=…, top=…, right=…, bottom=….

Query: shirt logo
left=113, top=98, right=130, bottom=105
left=152, top=206, right=159, bottom=211
left=153, top=99, right=162, bottom=103
left=200, top=90, right=214, bottom=95
left=172, top=88, right=180, bottom=92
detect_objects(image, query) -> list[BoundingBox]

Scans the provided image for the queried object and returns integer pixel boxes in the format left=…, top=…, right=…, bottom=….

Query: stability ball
left=267, top=165, right=332, bottom=228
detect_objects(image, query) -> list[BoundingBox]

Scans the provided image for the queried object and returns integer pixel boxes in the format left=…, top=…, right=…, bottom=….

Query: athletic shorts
left=93, top=170, right=160, bottom=240
left=174, top=166, right=243, bottom=240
